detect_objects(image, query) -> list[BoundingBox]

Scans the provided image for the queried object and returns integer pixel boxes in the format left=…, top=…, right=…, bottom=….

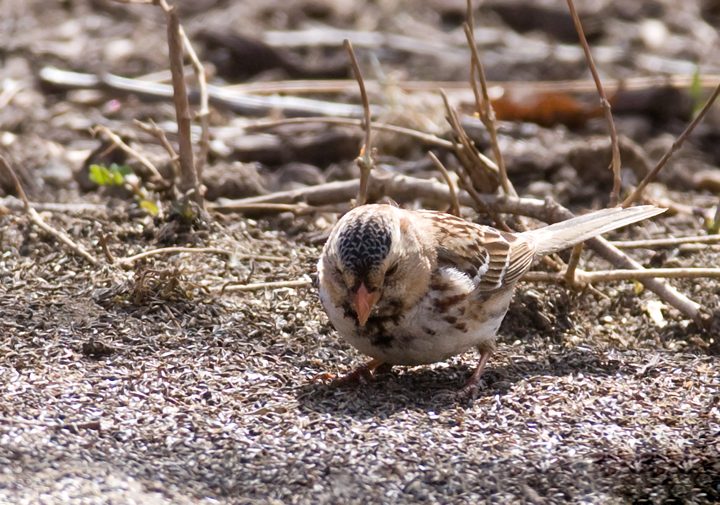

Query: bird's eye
left=385, top=263, right=399, bottom=277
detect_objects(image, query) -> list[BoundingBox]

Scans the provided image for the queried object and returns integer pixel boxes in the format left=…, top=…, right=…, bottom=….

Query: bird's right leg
left=459, top=348, right=493, bottom=399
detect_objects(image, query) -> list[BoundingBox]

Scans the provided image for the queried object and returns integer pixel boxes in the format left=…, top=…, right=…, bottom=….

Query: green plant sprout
left=89, top=163, right=160, bottom=216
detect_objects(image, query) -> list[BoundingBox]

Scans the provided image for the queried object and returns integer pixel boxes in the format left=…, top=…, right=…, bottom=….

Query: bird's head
left=319, top=205, right=433, bottom=326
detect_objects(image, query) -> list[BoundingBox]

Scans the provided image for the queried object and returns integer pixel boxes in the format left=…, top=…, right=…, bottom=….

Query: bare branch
left=344, top=39, right=374, bottom=206
left=611, top=235, right=720, bottom=249
left=524, top=267, right=720, bottom=284
left=115, top=246, right=289, bottom=267
left=214, top=279, right=312, bottom=293
left=0, top=156, right=99, bottom=266
left=463, top=1, right=516, bottom=198
left=93, top=124, right=163, bottom=180
left=623, top=81, right=720, bottom=207
left=566, top=0, right=622, bottom=206
left=157, top=0, right=203, bottom=206
left=175, top=23, right=210, bottom=177
left=427, top=151, right=460, bottom=216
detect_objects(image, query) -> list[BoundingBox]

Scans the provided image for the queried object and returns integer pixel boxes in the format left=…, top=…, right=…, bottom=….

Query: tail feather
left=529, top=206, right=666, bottom=257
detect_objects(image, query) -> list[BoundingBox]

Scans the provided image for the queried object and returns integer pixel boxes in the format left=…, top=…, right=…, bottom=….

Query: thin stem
left=427, top=151, right=460, bottom=216
left=567, top=0, right=621, bottom=206
left=344, top=39, right=374, bottom=206
left=623, top=81, right=720, bottom=207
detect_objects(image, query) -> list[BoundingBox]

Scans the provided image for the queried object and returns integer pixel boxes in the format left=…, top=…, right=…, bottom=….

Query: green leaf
left=89, top=164, right=115, bottom=185
left=110, top=163, right=134, bottom=178
left=88, top=163, right=134, bottom=186
left=139, top=199, right=159, bottom=216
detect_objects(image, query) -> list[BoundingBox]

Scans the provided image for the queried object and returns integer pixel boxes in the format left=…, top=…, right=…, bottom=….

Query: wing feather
left=417, top=211, right=538, bottom=293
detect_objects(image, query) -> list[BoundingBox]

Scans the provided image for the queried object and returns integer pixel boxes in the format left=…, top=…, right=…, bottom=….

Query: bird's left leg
left=459, top=348, right=493, bottom=398
left=331, top=358, right=389, bottom=386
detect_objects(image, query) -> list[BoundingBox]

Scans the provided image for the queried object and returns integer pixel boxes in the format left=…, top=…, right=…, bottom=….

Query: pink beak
left=351, top=283, right=381, bottom=327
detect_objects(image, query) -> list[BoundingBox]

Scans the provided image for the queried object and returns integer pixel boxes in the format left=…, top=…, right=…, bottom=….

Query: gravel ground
left=2, top=0, right=720, bottom=503
left=1, top=209, right=719, bottom=504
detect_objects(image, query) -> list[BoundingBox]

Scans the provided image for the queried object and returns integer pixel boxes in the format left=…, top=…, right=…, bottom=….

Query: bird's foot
left=457, top=376, right=488, bottom=402
left=457, top=350, right=493, bottom=401
left=330, top=359, right=387, bottom=387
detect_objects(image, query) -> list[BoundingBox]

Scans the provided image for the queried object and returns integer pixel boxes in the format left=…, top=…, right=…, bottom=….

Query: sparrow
left=317, top=204, right=665, bottom=397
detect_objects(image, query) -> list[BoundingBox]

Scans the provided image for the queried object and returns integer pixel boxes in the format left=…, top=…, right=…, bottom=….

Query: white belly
left=319, top=280, right=511, bottom=366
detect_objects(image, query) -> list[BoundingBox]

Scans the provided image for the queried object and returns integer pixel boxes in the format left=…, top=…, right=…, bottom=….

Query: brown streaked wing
left=417, top=210, right=538, bottom=292
left=499, top=233, right=537, bottom=286
left=419, top=211, right=490, bottom=281
left=474, top=232, right=511, bottom=291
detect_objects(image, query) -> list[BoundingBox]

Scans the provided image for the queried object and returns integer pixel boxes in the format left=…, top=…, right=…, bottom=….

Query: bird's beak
left=352, top=283, right=381, bottom=327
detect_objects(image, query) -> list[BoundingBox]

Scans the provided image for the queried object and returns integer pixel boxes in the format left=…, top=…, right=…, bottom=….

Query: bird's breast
left=319, top=267, right=511, bottom=366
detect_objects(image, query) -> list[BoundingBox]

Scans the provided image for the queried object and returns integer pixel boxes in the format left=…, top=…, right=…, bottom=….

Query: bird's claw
left=330, top=363, right=375, bottom=387
left=457, top=377, right=487, bottom=402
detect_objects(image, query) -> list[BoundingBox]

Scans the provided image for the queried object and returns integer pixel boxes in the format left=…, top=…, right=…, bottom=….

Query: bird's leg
left=459, top=349, right=493, bottom=398
left=331, top=358, right=388, bottom=386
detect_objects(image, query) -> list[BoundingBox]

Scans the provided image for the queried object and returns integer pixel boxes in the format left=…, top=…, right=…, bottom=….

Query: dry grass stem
left=440, top=90, right=500, bottom=193
left=215, top=279, right=312, bottom=292
left=209, top=202, right=319, bottom=215
left=175, top=22, right=210, bottom=177
left=134, top=119, right=180, bottom=179
left=155, top=0, right=203, bottom=205
left=0, top=156, right=99, bottom=266
left=116, top=246, right=288, bottom=267
left=427, top=152, right=460, bottom=216
left=215, top=74, right=720, bottom=97
left=524, top=267, right=720, bottom=284
left=93, top=124, right=163, bottom=180
left=564, top=243, right=584, bottom=286
left=97, top=230, right=116, bottom=264
left=0, top=197, right=106, bottom=214
left=623, top=81, right=720, bottom=207
left=249, top=117, right=459, bottom=152
left=566, top=0, right=622, bottom=206
left=344, top=39, right=374, bottom=206
left=611, top=235, right=720, bottom=248
left=463, top=4, right=516, bottom=198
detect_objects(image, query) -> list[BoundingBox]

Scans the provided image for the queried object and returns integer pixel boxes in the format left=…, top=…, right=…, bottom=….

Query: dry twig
left=440, top=90, right=509, bottom=230
left=623, top=81, right=720, bottom=207
left=93, top=124, right=163, bottom=180
left=220, top=74, right=720, bottom=97
left=463, top=0, right=516, bottom=198
left=211, top=171, right=702, bottom=323
left=611, top=235, right=720, bottom=249
left=97, top=230, right=116, bottom=264
left=524, top=267, right=720, bottom=284
left=174, top=20, right=210, bottom=177
left=134, top=118, right=180, bottom=180
left=250, top=117, right=456, bottom=151
left=115, top=247, right=288, bottom=267
left=215, top=279, right=312, bottom=293
left=0, top=156, right=99, bottom=266
left=158, top=0, right=202, bottom=205
left=564, top=243, right=584, bottom=287
left=344, top=39, right=374, bottom=206
left=427, top=152, right=460, bottom=216
left=566, top=0, right=621, bottom=206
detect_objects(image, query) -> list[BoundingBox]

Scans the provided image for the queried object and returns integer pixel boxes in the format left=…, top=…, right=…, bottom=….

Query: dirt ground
left=1, top=0, right=720, bottom=504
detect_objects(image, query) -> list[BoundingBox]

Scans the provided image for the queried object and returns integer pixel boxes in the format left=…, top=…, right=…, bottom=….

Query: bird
left=317, top=203, right=665, bottom=397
